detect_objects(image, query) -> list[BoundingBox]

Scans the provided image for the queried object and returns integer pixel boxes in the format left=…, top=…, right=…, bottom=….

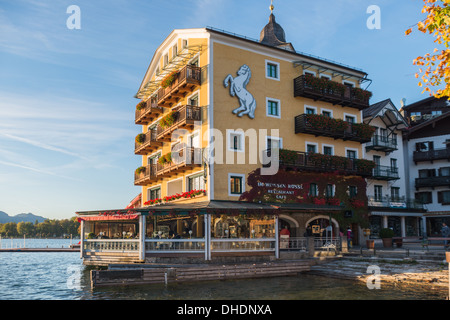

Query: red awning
left=78, top=214, right=139, bottom=222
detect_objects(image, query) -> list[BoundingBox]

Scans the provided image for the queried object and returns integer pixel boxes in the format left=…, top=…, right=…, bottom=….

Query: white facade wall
left=363, top=117, right=407, bottom=200
left=405, top=134, right=450, bottom=213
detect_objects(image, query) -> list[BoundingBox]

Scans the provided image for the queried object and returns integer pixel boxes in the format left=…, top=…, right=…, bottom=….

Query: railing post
left=139, top=214, right=146, bottom=261
left=80, top=220, right=84, bottom=259
left=275, top=216, right=279, bottom=259
left=205, top=214, right=211, bottom=261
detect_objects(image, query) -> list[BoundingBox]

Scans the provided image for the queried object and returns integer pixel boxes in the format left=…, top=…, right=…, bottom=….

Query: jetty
left=0, top=247, right=79, bottom=252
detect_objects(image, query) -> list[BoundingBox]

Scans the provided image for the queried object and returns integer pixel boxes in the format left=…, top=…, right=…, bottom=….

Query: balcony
left=134, top=164, right=157, bottom=186
left=371, top=165, right=400, bottom=181
left=135, top=100, right=163, bottom=125
left=157, top=65, right=201, bottom=107
left=135, top=130, right=163, bottom=155
left=365, top=135, right=398, bottom=153
left=413, top=148, right=450, bottom=164
left=156, top=147, right=202, bottom=177
left=415, top=176, right=450, bottom=189
left=156, top=105, right=202, bottom=142
left=294, top=114, right=374, bottom=143
left=263, top=149, right=374, bottom=177
left=368, top=195, right=424, bottom=210
left=293, top=75, right=371, bottom=110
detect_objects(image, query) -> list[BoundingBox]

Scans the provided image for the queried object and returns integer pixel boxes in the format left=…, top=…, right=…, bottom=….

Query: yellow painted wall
left=139, top=36, right=209, bottom=204
left=212, top=41, right=364, bottom=201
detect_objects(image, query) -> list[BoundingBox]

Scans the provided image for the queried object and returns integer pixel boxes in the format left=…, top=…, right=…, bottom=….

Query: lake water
left=0, top=239, right=446, bottom=300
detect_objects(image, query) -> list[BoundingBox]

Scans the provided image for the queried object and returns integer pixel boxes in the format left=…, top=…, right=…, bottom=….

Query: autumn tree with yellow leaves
left=406, top=0, right=450, bottom=99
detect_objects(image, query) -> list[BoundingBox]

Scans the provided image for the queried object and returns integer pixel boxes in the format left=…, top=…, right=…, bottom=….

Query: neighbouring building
left=77, top=7, right=378, bottom=265
left=362, top=99, right=425, bottom=239
left=401, top=96, right=450, bottom=237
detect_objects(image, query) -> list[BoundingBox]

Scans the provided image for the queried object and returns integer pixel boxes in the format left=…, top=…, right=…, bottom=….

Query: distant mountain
left=0, top=211, right=47, bottom=224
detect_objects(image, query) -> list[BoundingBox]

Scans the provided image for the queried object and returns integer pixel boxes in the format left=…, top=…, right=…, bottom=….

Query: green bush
left=379, top=228, right=394, bottom=238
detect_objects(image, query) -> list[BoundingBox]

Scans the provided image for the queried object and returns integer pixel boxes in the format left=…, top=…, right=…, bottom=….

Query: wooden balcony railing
left=262, top=149, right=374, bottom=177
left=413, top=148, right=450, bottom=164
left=156, top=147, right=202, bottom=177
left=294, top=75, right=372, bottom=110
left=157, top=65, right=201, bottom=107
left=365, top=135, right=398, bottom=153
left=156, top=105, right=202, bottom=142
left=135, top=100, right=163, bottom=125
left=294, top=114, right=374, bottom=143
left=134, top=164, right=157, bottom=186
left=371, top=165, right=400, bottom=181
left=415, top=176, right=450, bottom=189
left=135, top=130, right=163, bottom=155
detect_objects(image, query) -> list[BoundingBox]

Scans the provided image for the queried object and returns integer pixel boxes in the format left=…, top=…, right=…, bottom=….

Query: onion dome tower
left=259, top=1, right=295, bottom=51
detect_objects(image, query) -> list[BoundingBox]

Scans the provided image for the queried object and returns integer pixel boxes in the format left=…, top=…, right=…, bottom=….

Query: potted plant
left=379, top=228, right=394, bottom=248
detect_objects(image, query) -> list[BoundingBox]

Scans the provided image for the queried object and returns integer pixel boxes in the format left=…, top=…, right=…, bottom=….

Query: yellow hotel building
left=77, top=10, right=376, bottom=265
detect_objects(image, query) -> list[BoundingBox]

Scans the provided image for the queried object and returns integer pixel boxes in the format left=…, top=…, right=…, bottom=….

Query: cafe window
left=415, top=192, right=432, bottom=204
left=229, top=174, right=244, bottom=196
left=188, top=173, right=205, bottom=192
left=211, top=214, right=275, bottom=239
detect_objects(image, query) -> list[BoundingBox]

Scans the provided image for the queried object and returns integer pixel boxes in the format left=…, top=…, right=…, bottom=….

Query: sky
left=0, top=0, right=438, bottom=219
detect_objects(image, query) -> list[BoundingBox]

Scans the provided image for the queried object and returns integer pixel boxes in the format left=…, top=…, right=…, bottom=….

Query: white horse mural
left=223, top=64, right=256, bottom=119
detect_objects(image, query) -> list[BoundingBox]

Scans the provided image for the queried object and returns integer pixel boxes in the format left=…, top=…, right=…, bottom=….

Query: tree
left=406, top=0, right=450, bottom=99
left=17, top=222, right=35, bottom=236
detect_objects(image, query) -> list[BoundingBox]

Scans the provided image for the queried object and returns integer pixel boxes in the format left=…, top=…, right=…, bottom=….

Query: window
left=415, top=192, right=432, bottom=204
left=172, top=44, right=178, bottom=58
left=267, top=137, right=282, bottom=151
left=345, top=115, right=356, bottom=123
left=309, top=183, right=318, bottom=197
left=306, top=144, right=317, bottom=154
left=304, top=71, right=315, bottom=77
left=391, top=187, right=400, bottom=201
left=439, top=167, right=450, bottom=177
left=374, top=185, right=383, bottom=201
left=432, top=110, right=442, bottom=116
left=189, top=94, right=199, bottom=106
left=164, top=54, right=169, bottom=67
left=322, top=110, right=332, bottom=118
left=390, top=158, right=398, bottom=172
left=148, top=187, right=161, bottom=200
left=305, top=107, right=316, bottom=115
left=438, top=191, right=450, bottom=205
left=323, top=146, right=333, bottom=155
left=266, top=98, right=280, bottom=118
left=416, top=141, right=434, bottom=152
left=419, top=169, right=436, bottom=178
left=183, top=39, right=188, bottom=49
left=325, top=184, right=335, bottom=198
left=265, top=60, right=280, bottom=80
left=229, top=174, right=244, bottom=195
left=228, top=131, right=243, bottom=152
left=347, top=149, right=357, bottom=159
left=188, top=174, right=205, bottom=192
left=349, top=186, right=357, bottom=198
left=343, top=81, right=355, bottom=88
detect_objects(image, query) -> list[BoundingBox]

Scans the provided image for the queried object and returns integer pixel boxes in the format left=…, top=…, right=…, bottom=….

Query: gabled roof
left=363, top=98, right=408, bottom=130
